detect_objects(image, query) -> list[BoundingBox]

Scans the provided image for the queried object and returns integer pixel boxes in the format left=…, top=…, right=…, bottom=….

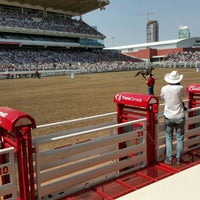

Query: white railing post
left=0, top=147, right=18, bottom=200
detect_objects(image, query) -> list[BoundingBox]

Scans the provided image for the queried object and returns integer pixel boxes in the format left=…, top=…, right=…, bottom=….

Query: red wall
left=124, top=47, right=187, bottom=60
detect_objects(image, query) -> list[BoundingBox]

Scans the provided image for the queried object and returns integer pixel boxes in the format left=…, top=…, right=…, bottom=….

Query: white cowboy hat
left=164, top=71, right=183, bottom=84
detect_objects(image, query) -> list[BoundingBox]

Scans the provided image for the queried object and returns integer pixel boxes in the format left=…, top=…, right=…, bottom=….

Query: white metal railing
left=152, top=61, right=200, bottom=69
left=33, top=118, right=147, bottom=200
left=0, top=147, right=17, bottom=200
left=156, top=106, right=200, bottom=161
left=33, top=100, right=200, bottom=199
left=1, top=100, right=199, bottom=200
left=36, top=111, right=116, bottom=129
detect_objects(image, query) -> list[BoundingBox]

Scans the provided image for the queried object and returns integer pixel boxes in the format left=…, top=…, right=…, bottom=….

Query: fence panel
left=33, top=118, right=147, bottom=200
left=0, top=147, right=17, bottom=200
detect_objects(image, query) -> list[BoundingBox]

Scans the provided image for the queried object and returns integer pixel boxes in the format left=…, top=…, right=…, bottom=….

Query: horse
left=134, top=67, right=154, bottom=79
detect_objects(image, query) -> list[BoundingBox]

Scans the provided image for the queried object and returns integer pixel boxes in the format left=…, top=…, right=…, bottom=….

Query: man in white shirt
left=160, top=71, right=187, bottom=165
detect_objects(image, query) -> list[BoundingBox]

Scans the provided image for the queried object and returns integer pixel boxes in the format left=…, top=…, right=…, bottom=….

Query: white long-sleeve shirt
left=160, top=84, right=187, bottom=119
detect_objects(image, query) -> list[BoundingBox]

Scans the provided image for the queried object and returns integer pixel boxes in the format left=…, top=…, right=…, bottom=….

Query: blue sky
left=83, top=0, right=200, bottom=47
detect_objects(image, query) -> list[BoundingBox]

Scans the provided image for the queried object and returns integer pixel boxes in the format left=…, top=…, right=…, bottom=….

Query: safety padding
left=0, top=107, right=36, bottom=132
left=186, top=83, right=200, bottom=93
left=114, top=92, right=159, bottom=111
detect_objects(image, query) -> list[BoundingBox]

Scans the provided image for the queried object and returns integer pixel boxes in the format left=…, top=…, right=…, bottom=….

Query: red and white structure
left=0, top=84, right=200, bottom=200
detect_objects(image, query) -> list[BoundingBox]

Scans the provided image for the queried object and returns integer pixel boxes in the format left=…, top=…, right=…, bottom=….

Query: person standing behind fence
left=35, top=69, right=40, bottom=79
left=160, top=71, right=187, bottom=165
left=146, top=74, right=155, bottom=95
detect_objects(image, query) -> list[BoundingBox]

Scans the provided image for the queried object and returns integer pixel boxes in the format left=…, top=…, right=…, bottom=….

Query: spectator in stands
left=160, top=71, right=187, bottom=165
left=146, top=73, right=155, bottom=95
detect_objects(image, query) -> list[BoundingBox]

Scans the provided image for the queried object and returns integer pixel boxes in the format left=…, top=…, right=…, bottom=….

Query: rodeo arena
left=1, top=0, right=200, bottom=200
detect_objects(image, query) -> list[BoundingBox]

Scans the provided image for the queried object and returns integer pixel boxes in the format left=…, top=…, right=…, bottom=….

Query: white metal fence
left=152, top=61, right=200, bottom=69
left=33, top=114, right=147, bottom=200
left=0, top=147, right=17, bottom=200
left=1, top=104, right=200, bottom=199
left=157, top=106, right=200, bottom=161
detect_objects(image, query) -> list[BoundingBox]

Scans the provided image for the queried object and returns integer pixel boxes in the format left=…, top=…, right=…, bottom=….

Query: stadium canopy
left=2, top=0, right=110, bottom=15
left=105, top=37, right=200, bottom=51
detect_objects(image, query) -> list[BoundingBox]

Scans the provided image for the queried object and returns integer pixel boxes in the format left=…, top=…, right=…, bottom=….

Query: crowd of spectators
left=0, top=4, right=104, bottom=38
left=1, top=48, right=200, bottom=74
left=0, top=4, right=143, bottom=74
left=0, top=46, right=142, bottom=73
left=0, top=4, right=200, bottom=76
left=0, top=4, right=140, bottom=74
left=164, top=51, right=200, bottom=63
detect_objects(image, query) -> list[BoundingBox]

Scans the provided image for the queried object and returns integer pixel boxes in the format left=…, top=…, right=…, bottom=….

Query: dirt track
left=1, top=68, right=199, bottom=136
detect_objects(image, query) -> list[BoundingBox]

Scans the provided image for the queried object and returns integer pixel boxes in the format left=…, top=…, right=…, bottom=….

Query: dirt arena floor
left=1, top=67, right=199, bottom=137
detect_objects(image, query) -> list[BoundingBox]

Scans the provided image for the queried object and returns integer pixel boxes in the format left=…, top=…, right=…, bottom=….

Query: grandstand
left=106, top=37, right=200, bottom=62
left=0, top=0, right=142, bottom=79
left=0, top=0, right=200, bottom=79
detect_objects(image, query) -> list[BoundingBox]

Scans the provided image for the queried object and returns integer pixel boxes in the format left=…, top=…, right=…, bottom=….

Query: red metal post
left=146, top=103, right=158, bottom=165
left=14, top=127, right=36, bottom=200
left=16, top=129, right=28, bottom=200
left=114, top=93, right=159, bottom=167
left=21, top=126, right=35, bottom=200
left=186, top=84, right=200, bottom=149
left=0, top=107, right=36, bottom=200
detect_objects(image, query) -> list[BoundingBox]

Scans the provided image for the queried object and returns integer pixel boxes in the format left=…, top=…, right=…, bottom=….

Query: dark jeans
left=147, top=86, right=154, bottom=95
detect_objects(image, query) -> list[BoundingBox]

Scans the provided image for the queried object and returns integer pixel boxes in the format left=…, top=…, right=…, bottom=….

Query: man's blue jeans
left=165, top=117, right=185, bottom=161
left=147, top=86, right=154, bottom=95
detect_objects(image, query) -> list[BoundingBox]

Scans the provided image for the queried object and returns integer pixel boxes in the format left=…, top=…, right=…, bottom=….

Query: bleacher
left=0, top=2, right=142, bottom=78
left=0, top=4, right=105, bottom=45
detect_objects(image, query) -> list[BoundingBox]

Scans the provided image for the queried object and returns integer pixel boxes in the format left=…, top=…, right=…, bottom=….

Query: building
left=0, top=0, right=110, bottom=50
left=179, top=25, right=190, bottom=39
left=105, top=37, right=200, bottom=62
left=146, top=20, right=159, bottom=43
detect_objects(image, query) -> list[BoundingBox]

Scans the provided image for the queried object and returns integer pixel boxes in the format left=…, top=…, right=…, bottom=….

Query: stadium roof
left=3, top=0, right=110, bottom=15
left=105, top=39, right=185, bottom=50
left=105, top=37, right=200, bottom=51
